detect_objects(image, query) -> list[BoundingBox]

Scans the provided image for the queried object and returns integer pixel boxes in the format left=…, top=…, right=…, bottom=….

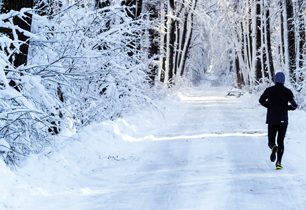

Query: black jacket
left=259, top=83, right=297, bottom=124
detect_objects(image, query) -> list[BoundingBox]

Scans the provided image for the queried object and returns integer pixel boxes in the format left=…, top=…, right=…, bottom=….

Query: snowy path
left=3, top=86, right=306, bottom=210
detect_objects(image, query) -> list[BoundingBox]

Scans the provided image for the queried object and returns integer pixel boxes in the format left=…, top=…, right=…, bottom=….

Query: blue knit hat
left=275, top=72, right=285, bottom=84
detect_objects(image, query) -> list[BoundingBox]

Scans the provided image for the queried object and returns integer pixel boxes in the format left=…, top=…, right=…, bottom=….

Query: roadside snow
left=1, top=85, right=306, bottom=210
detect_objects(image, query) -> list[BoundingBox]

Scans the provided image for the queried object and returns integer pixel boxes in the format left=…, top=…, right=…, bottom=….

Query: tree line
left=229, top=0, right=305, bottom=89
left=0, top=0, right=305, bottom=164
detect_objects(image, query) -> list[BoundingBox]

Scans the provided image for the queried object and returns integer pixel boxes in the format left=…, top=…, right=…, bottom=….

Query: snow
left=1, top=85, right=306, bottom=210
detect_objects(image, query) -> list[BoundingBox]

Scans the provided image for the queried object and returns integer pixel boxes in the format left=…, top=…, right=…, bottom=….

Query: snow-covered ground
left=1, top=85, right=306, bottom=210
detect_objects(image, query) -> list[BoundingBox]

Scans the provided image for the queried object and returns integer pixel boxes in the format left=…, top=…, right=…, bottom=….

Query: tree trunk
left=297, top=0, right=305, bottom=85
left=0, top=0, right=33, bottom=68
left=266, top=7, right=274, bottom=79
left=180, top=0, right=197, bottom=76
left=174, top=2, right=185, bottom=76
left=241, top=0, right=252, bottom=73
left=158, top=2, right=167, bottom=83
left=254, top=0, right=262, bottom=82
left=235, top=52, right=243, bottom=88
left=164, top=0, right=176, bottom=85
left=285, top=0, right=296, bottom=84
left=164, top=0, right=175, bottom=84
left=262, top=0, right=274, bottom=80
left=244, top=0, right=253, bottom=80
left=279, top=1, right=285, bottom=70
left=146, top=1, right=160, bottom=84
left=157, top=0, right=197, bottom=84
left=247, top=0, right=253, bottom=71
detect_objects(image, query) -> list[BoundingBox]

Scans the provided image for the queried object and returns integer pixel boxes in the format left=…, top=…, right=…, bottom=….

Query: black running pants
left=268, top=123, right=288, bottom=163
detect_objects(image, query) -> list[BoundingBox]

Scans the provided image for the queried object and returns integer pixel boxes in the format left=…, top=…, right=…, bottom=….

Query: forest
left=0, top=0, right=305, bottom=165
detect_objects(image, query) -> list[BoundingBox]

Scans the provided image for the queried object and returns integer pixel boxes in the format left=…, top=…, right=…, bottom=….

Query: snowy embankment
left=1, top=85, right=306, bottom=210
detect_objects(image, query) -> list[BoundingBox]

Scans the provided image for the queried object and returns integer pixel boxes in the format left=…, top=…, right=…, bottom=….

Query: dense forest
left=0, top=0, right=305, bottom=165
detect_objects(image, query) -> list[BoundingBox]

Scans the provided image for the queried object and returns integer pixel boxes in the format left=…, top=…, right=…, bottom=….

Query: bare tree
left=259, top=0, right=274, bottom=81
left=177, top=0, right=198, bottom=76
left=158, top=2, right=167, bottom=83
left=163, top=0, right=175, bottom=84
left=254, top=0, right=262, bottom=82
left=282, top=0, right=296, bottom=84
left=145, top=0, right=160, bottom=84
left=295, top=0, right=305, bottom=87
left=157, top=0, right=198, bottom=85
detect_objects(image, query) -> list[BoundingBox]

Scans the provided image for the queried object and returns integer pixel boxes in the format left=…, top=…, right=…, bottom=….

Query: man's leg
left=268, top=124, right=277, bottom=149
left=268, top=124, right=278, bottom=162
left=276, top=123, right=288, bottom=164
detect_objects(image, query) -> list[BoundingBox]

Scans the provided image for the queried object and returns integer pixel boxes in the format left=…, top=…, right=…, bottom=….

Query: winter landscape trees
left=0, top=0, right=153, bottom=164
left=0, top=0, right=305, bottom=164
left=217, top=0, right=305, bottom=89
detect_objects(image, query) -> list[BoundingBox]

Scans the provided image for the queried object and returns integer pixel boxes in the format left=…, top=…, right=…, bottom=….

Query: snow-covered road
left=2, top=86, right=306, bottom=210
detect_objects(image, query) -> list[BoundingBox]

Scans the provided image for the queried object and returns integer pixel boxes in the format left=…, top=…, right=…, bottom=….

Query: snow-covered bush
left=0, top=10, right=62, bottom=165
left=29, top=4, right=151, bottom=125
left=0, top=3, right=152, bottom=165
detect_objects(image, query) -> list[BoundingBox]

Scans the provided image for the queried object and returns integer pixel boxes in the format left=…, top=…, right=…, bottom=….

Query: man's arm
left=259, top=89, right=269, bottom=108
left=288, top=91, right=298, bottom=110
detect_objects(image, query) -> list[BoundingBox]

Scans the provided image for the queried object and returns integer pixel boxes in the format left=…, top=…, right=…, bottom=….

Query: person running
left=259, top=72, right=298, bottom=170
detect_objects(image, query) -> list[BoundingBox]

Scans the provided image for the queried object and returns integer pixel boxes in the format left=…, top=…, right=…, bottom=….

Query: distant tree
left=255, top=0, right=274, bottom=82
left=295, top=0, right=305, bottom=88
left=158, top=0, right=198, bottom=85
left=238, top=0, right=252, bottom=86
left=278, top=1, right=285, bottom=70
left=282, top=0, right=296, bottom=84
left=144, top=0, right=160, bottom=84
left=254, top=0, right=262, bottom=82
left=176, top=0, right=198, bottom=77
left=263, top=0, right=274, bottom=80
left=165, top=0, right=175, bottom=84
left=158, top=2, right=166, bottom=83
